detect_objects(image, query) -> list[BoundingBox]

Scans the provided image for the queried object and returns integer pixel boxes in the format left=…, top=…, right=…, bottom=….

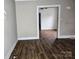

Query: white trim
left=18, top=37, right=39, bottom=40
left=37, top=7, right=40, bottom=39
left=37, top=5, right=61, bottom=38
left=57, top=5, right=61, bottom=38
left=41, top=28, right=57, bottom=30
left=37, top=5, right=61, bottom=8
left=58, top=35, right=75, bottom=39
left=5, top=40, right=18, bottom=59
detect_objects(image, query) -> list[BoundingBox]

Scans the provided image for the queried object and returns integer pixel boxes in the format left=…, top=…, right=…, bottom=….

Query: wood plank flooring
left=41, top=30, right=57, bottom=39
left=9, top=38, right=75, bottom=59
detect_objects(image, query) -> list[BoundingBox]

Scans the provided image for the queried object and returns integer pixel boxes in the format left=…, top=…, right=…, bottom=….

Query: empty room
left=4, top=0, right=75, bottom=59
left=39, top=7, right=58, bottom=40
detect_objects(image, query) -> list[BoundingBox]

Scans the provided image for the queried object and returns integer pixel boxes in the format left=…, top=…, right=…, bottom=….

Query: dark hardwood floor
left=41, top=30, right=57, bottom=39
left=9, top=38, right=75, bottom=59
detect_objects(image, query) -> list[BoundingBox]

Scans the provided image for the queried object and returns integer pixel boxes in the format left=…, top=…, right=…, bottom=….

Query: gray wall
left=16, top=3, right=37, bottom=38
left=4, top=0, right=17, bottom=59
left=16, top=0, right=75, bottom=38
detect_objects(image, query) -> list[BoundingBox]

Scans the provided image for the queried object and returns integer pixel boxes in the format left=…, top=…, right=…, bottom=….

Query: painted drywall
left=4, top=0, right=17, bottom=59
left=16, top=2, right=37, bottom=38
left=39, top=7, right=58, bottom=30
left=15, top=0, right=75, bottom=39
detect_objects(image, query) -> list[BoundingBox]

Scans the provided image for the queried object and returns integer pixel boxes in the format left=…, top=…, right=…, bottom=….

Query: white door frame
left=37, top=5, right=61, bottom=38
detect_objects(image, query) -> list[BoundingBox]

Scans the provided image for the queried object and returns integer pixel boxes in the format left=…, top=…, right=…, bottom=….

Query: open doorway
left=37, top=5, right=60, bottom=40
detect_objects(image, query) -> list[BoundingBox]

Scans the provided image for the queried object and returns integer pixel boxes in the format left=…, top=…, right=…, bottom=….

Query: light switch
left=4, top=10, right=7, bottom=15
left=66, top=6, right=71, bottom=10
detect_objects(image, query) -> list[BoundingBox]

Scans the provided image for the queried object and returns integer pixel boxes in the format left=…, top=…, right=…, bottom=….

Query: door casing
left=37, top=5, right=61, bottom=39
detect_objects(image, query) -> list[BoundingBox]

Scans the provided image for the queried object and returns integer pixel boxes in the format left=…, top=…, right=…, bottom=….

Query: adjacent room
left=39, top=7, right=58, bottom=39
left=4, top=0, right=75, bottom=59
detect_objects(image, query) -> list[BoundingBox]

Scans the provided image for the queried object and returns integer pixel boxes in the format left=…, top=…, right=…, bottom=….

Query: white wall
left=39, top=7, right=58, bottom=30
left=15, top=0, right=75, bottom=39
left=4, top=0, right=17, bottom=59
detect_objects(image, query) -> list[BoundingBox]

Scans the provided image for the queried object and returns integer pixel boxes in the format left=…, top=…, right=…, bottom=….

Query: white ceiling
left=15, top=0, right=38, bottom=1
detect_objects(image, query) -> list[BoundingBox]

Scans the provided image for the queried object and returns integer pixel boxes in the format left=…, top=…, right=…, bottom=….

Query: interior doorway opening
left=37, top=5, right=60, bottom=40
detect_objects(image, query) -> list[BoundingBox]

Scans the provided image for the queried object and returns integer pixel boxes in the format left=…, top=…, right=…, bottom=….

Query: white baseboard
left=18, top=37, right=39, bottom=40
left=5, top=40, right=18, bottom=59
left=58, top=35, right=75, bottom=39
